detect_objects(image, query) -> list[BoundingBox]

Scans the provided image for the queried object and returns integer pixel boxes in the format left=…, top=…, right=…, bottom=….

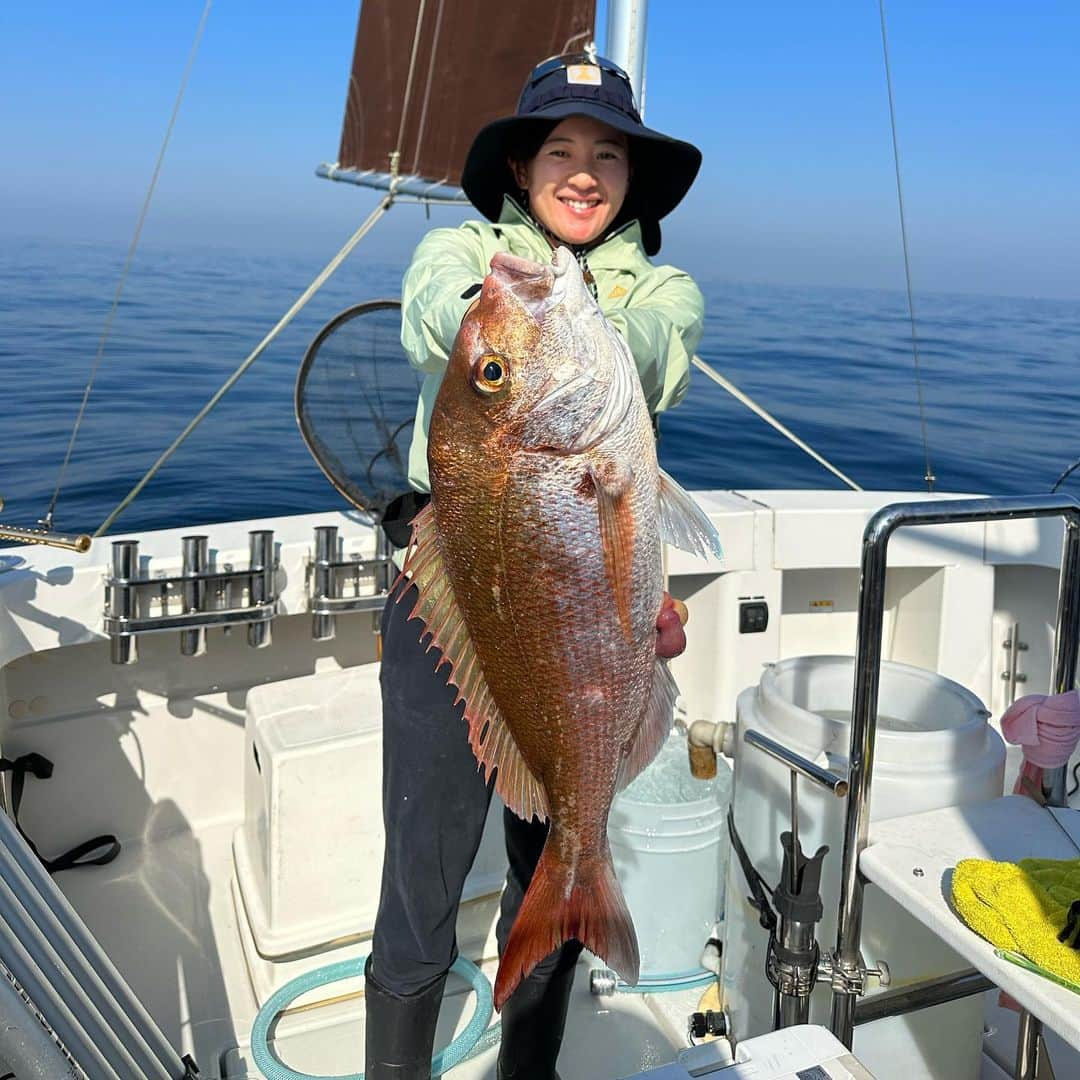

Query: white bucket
left=720, top=655, right=1005, bottom=1080
left=609, top=732, right=731, bottom=977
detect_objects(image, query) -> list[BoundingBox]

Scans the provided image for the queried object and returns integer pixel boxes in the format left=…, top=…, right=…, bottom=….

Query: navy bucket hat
left=461, top=53, right=702, bottom=256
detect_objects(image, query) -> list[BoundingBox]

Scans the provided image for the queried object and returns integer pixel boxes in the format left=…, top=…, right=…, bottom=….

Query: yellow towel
left=951, top=857, right=1080, bottom=990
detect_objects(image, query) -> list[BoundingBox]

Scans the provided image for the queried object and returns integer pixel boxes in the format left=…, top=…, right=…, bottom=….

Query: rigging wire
left=94, top=0, right=444, bottom=537
left=42, top=0, right=214, bottom=530
left=691, top=356, right=862, bottom=491
left=93, top=198, right=394, bottom=537
left=389, top=0, right=430, bottom=179
left=878, top=0, right=935, bottom=493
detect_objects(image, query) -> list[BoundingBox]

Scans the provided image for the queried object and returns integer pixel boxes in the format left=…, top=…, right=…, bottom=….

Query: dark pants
left=372, top=583, right=580, bottom=996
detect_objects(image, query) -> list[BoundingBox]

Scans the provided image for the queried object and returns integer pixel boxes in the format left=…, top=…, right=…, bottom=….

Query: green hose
left=250, top=954, right=497, bottom=1079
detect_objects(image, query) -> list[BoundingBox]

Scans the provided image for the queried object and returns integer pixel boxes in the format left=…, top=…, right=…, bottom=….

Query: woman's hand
left=655, top=593, right=688, bottom=659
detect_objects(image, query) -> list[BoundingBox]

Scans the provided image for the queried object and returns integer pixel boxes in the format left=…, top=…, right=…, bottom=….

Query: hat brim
left=461, top=101, right=701, bottom=256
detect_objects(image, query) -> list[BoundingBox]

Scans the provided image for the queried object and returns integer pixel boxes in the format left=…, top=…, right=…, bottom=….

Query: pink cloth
left=998, top=690, right=1080, bottom=1009
left=1000, top=689, right=1080, bottom=769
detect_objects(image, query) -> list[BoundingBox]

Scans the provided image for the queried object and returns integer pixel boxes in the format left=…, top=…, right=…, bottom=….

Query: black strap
left=0, top=753, right=120, bottom=874
left=727, top=804, right=777, bottom=934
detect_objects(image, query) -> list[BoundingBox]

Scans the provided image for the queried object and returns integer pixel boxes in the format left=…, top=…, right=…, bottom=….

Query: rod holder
left=108, top=541, right=139, bottom=665
left=247, top=531, right=275, bottom=649
left=103, top=530, right=278, bottom=663
left=313, top=526, right=339, bottom=641
left=180, top=536, right=209, bottom=657
left=305, top=524, right=395, bottom=638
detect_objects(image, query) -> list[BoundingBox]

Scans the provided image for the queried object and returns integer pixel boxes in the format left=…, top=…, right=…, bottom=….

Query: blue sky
left=2, top=1, right=1078, bottom=299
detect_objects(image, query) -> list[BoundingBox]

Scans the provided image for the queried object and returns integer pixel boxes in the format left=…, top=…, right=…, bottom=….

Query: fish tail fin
left=494, top=841, right=639, bottom=1011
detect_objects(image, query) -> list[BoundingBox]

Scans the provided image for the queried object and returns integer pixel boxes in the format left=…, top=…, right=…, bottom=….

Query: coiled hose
left=250, top=954, right=497, bottom=1080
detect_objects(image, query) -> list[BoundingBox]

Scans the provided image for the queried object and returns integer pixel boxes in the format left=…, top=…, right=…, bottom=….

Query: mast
left=604, top=0, right=648, bottom=115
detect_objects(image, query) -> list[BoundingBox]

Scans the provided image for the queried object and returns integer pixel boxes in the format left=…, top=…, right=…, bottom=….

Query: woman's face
left=513, top=116, right=630, bottom=246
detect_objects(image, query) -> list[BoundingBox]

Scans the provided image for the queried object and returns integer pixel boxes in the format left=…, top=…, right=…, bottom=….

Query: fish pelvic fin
left=658, top=468, right=724, bottom=560
left=617, top=657, right=678, bottom=791
left=400, top=501, right=549, bottom=824
left=494, top=840, right=639, bottom=1011
left=587, top=459, right=636, bottom=644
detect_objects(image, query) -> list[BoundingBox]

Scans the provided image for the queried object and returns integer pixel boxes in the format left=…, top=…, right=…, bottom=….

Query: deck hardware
left=306, top=525, right=394, bottom=640
left=1001, top=622, right=1030, bottom=705
left=103, top=531, right=279, bottom=664
left=743, top=729, right=849, bottom=797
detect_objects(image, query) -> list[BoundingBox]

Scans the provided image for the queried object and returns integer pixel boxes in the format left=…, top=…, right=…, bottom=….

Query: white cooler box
left=232, top=663, right=508, bottom=961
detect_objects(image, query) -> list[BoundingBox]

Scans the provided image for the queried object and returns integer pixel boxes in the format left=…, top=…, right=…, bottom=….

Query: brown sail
left=333, top=0, right=596, bottom=193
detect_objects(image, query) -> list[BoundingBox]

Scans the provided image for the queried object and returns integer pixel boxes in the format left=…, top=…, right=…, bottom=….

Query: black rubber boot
left=363, top=956, right=447, bottom=1079
left=496, top=958, right=577, bottom=1080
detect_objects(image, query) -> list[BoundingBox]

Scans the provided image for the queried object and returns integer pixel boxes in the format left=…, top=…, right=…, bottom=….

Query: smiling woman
left=510, top=116, right=631, bottom=247
left=366, top=50, right=707, bottom=1080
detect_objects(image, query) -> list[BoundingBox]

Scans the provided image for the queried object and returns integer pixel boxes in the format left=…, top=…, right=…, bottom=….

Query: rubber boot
left=363, top=956, right=447, bottom=1079
left=496, top=960, right=577, bottom=1080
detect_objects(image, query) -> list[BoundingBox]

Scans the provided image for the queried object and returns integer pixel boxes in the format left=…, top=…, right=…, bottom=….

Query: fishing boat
left=1, top=2, right=1078, bottom=1079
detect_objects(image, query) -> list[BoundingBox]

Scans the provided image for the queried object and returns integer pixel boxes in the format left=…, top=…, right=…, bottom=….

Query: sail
left=327, top=0, right=596, bottom=196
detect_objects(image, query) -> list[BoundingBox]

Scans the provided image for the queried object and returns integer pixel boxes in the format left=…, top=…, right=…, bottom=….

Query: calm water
left=2, top=236, right=1079, bottom=536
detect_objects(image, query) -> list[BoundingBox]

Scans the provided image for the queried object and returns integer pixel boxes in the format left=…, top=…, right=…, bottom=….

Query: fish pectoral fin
left=617, top=658, right=679, bottom=791
left=587, top=459, right=636, bottom=643
left=400, top=502, right=549, bottom=824
left=658, top=468, right=724, bottom=560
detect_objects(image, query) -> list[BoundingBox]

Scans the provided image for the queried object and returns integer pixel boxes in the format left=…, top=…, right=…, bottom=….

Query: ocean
left=2, top=236, right=1078, bottom=537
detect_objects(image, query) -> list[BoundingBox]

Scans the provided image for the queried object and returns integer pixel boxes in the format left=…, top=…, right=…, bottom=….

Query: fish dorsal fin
left=587, top=458, right=636, bottom=643
left=617, top=658, right=679, bottom=791
left=658, top=469, right=724, bottom=560
left=400, top=502, right=549, bottom=823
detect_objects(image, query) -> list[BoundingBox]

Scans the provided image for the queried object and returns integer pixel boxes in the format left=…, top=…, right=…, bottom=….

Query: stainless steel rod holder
left=105, top=531, right=277, bottom=662
left=108, top=541, right=139, bottom=665
left=313, top=525, right=338, bottom=641
left=829, top=494, right=1080, bottom=1050
left=743, top=728, right=849, bottom=797
left=247, top=530, right=275, bottom=649
left=180, top=535, right=209, bottom=657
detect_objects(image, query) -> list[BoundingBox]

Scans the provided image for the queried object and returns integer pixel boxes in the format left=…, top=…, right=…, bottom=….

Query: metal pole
left=829, top=494, right=1080, bottom=1049
left=0, top=811, right=183, bottom=1077
left=853, top=969, right=993, bottom=1026
left=604, top=0, right=648, bottom=112
left=744, top=729, right=849, bottom=796
left=1014, top=518, right=1078, bottom=1078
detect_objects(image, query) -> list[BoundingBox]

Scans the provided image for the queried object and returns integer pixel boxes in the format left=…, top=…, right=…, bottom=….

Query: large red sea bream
left=400, top=247, right=722, bottom=1008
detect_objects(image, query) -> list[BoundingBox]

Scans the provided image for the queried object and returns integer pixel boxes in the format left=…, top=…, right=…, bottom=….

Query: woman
left=366, top=52, right=704, bottom=1080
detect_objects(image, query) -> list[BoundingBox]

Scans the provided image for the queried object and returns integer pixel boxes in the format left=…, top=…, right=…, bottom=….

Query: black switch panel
left=739, top=600, right=769, bottom=634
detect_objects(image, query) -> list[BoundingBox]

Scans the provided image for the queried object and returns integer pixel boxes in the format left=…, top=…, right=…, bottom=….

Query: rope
left=93, top=198, right=394, bottom=537
left=391, top=0, right=430, bottom=179
left=878, top=0, right=935, bottom=492
left=42, top=0, right=214, bottom=530
left=409, top=0, right=446, bottom=174
left=691, top=356, right=862, bottom=491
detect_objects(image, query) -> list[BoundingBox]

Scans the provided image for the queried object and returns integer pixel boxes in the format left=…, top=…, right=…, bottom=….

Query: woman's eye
left=473, top=354, right=507, bottom=393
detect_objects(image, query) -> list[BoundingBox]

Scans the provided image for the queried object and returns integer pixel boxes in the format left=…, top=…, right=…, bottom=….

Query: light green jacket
left=400, top=197, right=704, bottom=492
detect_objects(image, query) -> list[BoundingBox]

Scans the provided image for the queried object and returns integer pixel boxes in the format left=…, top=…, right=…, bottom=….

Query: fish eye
left=472, top=354, right=508, bottom=394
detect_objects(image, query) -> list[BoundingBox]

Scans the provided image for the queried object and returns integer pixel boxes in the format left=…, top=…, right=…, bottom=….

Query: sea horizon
left=2, top=233, right=1078, bottom=537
